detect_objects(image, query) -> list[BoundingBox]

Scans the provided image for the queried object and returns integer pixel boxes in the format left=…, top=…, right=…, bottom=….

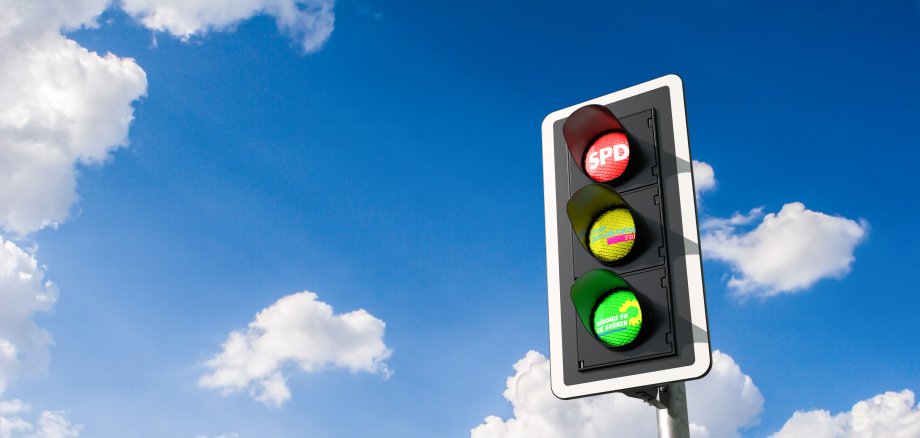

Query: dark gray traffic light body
left=542, top=75, right=711, bottom=399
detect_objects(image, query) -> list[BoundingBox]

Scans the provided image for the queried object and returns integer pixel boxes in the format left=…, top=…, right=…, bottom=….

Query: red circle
left=584, top=132, right=630, bottom=182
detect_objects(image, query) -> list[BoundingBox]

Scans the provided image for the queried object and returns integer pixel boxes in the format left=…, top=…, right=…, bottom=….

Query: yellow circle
left=588, top=208, right=637, bottom=262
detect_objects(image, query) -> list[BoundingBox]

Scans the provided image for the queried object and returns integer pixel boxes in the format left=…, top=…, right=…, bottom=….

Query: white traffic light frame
left=542, top=74, right=710, bottom=399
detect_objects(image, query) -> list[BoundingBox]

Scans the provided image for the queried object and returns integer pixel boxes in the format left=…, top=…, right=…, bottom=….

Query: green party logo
left=592, top=290, right=643, bottom=348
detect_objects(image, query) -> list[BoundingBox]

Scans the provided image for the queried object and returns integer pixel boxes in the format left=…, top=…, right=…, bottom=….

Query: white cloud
left=27, top=411, right=80, bottom=438
left=0, top=5, right=140, bottom=428
left=0, top=401, right=80, bottom=438
left=770, top=390, right=920, bottom=438
left=0, top=0, right=109, bottom=39
left=470, top=350, right=763, bottom=438
left=1, top=0, right=339, bottom=233
left=692, top=161, right=868, bottom=298
left=195, top=434, right=240, bottom=438
left=0, top=1, right=339, bottom=433
left=0, top=343, right=16, bottom=396
left=0, top=237, right=58, bottom=395
left=692, top=160, right=716, bottom=196
left=199, top=291, right=392, bottom=407
left=686, top=351, right=764, bottom=437
left=0, top=0, right=148, bottom=235
left=120, top=0, right=335, bottom=53
left=0, top=415, right=31, bottom=438
left=0, top=400, right=29, bottom=417
left=701, top=207, right=764, bottom=230
left=701, top=202, right=868, bottom=297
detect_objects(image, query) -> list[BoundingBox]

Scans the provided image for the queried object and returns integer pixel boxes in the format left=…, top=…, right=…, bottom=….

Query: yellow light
left=588, top=209, right=636, bottom=262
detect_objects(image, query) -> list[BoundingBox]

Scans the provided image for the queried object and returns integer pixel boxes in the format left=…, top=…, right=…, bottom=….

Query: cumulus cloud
left=0, top=415, right=30, bottom=438
left=27, top=411, right=80, bottom=438
left=0, top=0, right=109, bottom=39
left=0, top=237, right=58, bottom=395
left=1, top=0, right=335, bottom=404
left=692, top=160, right=716, bottom=196
left=0, top=400, right=80, bottom=438
left=0, top=1, right=339, bottom=432
left=1, top=0, right=338, bottom=236
left=472, top=350, right=920, bottom=438
left=120, top=0, right=336, bottom=53
left=770, top=390, right=920, bottom=438
left=701, top=202, right=868, bottom=297
left=692, top=161, right=868, bottom=298
left=0, top=6, right=147, bottom=428
left=685, top=351, right=764, bottom=437
left=0, top=400, right=29, bottom=416
left=199, top=291, right=392, bottom=407
left=0, top=0, right=148, bottom=235
left=470, top=350, right=763, bottom=438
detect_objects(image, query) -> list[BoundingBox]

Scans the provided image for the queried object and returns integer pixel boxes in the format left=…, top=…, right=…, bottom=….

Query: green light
left=592, top=290, right=642, bottom=348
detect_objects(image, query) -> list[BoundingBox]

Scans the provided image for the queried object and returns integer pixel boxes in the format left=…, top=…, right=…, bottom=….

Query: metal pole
left=655, top=382, right=690, bottom=438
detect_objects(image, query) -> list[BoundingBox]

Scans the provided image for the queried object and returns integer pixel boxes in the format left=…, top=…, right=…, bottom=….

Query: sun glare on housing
left=588, top=208, right=636, bottom=262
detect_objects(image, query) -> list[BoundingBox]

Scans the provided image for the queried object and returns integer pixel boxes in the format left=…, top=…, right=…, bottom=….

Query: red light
left=584, top=132, right=630, bottom=182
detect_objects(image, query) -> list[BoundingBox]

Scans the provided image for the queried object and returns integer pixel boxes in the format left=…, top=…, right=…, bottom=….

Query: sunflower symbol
left=618, top=298, right=642, bottom=327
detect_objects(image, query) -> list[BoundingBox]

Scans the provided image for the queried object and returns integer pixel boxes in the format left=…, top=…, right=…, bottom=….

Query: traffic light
left=541, top=75, right=711, bottom=399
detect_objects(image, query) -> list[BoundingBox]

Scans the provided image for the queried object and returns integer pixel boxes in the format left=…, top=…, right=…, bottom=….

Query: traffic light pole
left=655, top=382, right=690, bottom=438
left=624, top=382, right=690, bottom=438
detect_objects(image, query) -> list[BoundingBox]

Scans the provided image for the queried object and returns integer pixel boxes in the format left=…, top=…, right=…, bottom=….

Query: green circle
left=592, top=290, right=643, bottom=348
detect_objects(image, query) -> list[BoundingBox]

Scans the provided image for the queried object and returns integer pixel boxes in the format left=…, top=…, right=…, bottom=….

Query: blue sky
left=0, top=1, right=918, bottom=437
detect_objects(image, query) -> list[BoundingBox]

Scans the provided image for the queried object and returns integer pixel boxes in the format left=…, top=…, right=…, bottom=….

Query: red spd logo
left=584, top=132, right=630, bottom=182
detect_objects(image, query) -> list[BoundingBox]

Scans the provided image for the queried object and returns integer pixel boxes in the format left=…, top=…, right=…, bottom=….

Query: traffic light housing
left=542, top=75, right=711, bottom=399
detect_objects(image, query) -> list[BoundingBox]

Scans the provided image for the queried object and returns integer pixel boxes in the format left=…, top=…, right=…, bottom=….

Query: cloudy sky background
left=0, top=0, right=918, bottom=436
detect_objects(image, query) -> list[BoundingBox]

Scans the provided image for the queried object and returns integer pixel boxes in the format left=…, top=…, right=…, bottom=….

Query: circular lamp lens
left=584, top=132, right=630, bottom=182
left=593, top=290, right=643, bottom=348
left=588, top=208, right=637, bottom=262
